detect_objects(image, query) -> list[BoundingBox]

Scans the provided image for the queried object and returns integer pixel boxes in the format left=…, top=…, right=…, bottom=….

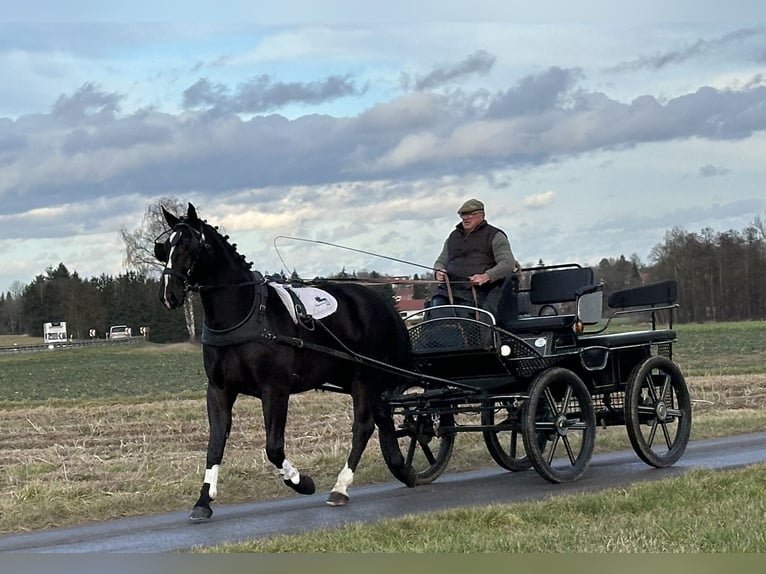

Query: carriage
left=156, top=203, right=691, bottom=520
left=382, top=263, right=691, bottom=485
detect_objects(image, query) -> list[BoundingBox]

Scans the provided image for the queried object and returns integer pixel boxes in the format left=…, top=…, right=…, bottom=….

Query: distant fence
left=0, top=337, right=146, bottom=355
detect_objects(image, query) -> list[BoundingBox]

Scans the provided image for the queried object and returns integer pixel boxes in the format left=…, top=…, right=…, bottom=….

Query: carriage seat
left=578, top=328, right=676, bottom=348
left=497, top=266, right=599, bottom=333
left=607, top=280, right=677, bottom=309
left=576, top=280, right=679, bottom=348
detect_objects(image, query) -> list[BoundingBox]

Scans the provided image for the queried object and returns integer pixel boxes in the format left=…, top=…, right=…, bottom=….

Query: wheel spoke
left=636, top=405, right=656, bottom=416
left=646, top=418, right=659, bottom=447
left=507, top=430, right=519, bottom=459
left=543, top=387, right=560, bottom=417
left=419, top=439, right=436, bottom=465
left=644, top=373, right=659, bottom=402
left=404, top=431, right=418, bottom=468
left=659, top=421, right=674, bottom=449
left=659, top=373, right=672, bottom=403
left=562, top=436, right=576, bottom=465
left=546, top=435, right=560, bottom=464
left=534, top=421, right=556, bottom=431
left=565, top=420, right=589, bottom=431
left=560, top=385, right=573, bottom=414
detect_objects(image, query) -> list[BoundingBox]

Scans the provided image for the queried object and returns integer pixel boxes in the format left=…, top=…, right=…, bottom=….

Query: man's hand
left=469, top=272, right=491, bottom=286
left=435, top=269, right=447, bottom=282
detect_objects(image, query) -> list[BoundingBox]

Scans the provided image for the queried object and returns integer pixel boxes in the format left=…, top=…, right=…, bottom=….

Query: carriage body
left=384, top=264, right=691, bottom=485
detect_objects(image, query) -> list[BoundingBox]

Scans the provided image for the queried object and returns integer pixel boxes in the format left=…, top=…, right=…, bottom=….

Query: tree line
left=0, top=263, right=189, bottom=343
left=1, top=214, right=764, bottom=343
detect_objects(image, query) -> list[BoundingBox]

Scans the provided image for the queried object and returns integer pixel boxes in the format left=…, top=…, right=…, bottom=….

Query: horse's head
left=156, top=203, right=208, bottom=310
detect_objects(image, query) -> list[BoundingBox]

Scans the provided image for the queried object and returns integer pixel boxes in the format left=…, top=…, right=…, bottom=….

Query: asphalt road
left=2, top=432, right=765, bottom=553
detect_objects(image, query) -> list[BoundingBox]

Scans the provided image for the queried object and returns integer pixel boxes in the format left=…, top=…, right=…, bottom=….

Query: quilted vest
left=445, top=221, right=503, bottom=284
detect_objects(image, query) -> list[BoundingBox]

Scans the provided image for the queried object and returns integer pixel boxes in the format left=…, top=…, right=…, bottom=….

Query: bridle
left=155, top=222, right=264, bottom=293
left=155, top=223, right=206, bottom=287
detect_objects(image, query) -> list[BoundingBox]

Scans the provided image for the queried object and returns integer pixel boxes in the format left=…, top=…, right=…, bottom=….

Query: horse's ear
left=161, top=205, right=178, bottom=227
left=187, top=203, right=199, bottom=223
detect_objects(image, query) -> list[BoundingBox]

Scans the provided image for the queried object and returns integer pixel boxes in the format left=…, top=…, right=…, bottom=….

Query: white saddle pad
left=269, top=283, right=338, bottom=324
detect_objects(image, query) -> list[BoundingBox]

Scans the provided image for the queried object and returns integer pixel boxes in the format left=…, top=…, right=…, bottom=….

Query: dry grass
left=1, top=372, right=764, bottom=534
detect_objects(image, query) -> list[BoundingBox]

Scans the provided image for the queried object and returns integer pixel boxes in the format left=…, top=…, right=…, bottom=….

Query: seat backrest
left=495, top=274, right=520, bottom=325
left=529, top=266, right=594, bottom=305
left=607, top=280, right=678, bottom=308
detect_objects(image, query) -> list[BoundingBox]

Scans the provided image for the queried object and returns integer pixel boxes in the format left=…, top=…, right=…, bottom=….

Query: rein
left=189, top=276, right=265, bottom=292
left=165, top=225, right=473, bottom=389
left=275, top=321, right=478, bottom=391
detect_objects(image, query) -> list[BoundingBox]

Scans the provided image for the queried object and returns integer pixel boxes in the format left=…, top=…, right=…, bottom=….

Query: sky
left=1, top=1, right=766, bottom=293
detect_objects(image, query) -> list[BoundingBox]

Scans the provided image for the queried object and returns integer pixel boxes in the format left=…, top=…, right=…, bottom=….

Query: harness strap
left=271, top=333, right=477, bottom=391
left=284, top=286, right=314, bottom=328
left=471, top=285, right=480, bottom=320
left=445, top=276, right=454, bottom=304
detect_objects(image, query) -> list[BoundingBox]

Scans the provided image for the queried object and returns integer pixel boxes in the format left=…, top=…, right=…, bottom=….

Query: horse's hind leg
left=327, top=382, right=376, bottom=506
left=190, top=385, right=236, bottom=522
left=262, top=387, right=316, bottom=496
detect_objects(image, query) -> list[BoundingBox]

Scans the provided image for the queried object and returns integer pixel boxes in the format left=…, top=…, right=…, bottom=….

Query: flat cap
left=458, top=198, right=485, bottom=214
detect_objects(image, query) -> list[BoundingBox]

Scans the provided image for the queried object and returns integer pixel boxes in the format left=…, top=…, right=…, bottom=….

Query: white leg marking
left=204, top=464, right=220, bottom=499
left=279, top=459, right=301, bottom=485
left=331, top=464, right=354, bottom=497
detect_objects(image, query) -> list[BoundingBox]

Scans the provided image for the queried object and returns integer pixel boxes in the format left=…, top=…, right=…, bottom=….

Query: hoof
left=284, top=474, right=316, bottom=495
left=403, top=468, right=417, bottom=488
left=326, top=491, right=349, bottom=507
left=189, top=505, right=213, bottom=522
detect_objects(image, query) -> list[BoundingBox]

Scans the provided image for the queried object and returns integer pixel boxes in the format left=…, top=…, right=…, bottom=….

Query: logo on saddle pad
left=269, top=283, right=339, bottom=324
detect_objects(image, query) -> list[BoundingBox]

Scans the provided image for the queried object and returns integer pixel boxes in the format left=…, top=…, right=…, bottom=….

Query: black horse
left=155, top=203, right=416, bottom=520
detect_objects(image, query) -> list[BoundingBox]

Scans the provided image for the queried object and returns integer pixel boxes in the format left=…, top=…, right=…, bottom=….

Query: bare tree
left=121, top=197, right=187, bottom=279
left=120, top=197, right=199, bottom=341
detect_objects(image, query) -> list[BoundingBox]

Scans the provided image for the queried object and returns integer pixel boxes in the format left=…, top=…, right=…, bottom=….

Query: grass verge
left=198, top=465, right=766, bottom=552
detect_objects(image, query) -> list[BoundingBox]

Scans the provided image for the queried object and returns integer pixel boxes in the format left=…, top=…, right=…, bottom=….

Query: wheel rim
left=523, top=368, right=596, bottom=483
left=626, top=356, right=691, bottom=467
left=481, top=399, right=533, bottom=472
left=389, top=386, right=455, bottom=484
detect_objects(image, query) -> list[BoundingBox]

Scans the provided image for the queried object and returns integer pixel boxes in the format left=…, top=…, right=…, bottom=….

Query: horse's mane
left=186, top=216, right=254, bottom=273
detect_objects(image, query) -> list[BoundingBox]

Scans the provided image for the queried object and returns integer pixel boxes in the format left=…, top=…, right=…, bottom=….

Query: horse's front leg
left=262, top=387, right=316, bottom=496
left=190, top=384, right=236, bottom=522
left=327, top=382, right=376, bottom=506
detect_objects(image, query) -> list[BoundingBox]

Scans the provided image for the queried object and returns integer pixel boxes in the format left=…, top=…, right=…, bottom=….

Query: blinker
left=154, top=241, right=169, bottom=263
left=154, top=224, right=205, bottom=267
left=153, top=229, right=172, bottom=263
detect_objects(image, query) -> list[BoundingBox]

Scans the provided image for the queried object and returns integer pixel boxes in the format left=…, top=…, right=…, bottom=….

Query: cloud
left=608, top=27, right=766, bottom=73
left=182, top=74, right=365, bottom=113
left=52, top=82, right=123, bottom=122
left=590, top=197, right=765, bottom=235
left=4, top=69, right=766, bottom=238
left=699, top=163, right=729, bottom=177
left=486, top=67, right=582, bottom=118
left=522, top=191, right=556, bottom=209
left=401, top=49, right=496, bottom=91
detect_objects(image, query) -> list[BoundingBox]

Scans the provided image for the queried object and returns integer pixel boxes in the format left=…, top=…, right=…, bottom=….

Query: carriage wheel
left=481, top=399, right=536, bottom=472
left=522, top=367, right=596, bottom=483
left=625, top=355, right=692, bottom=468
left=380, top=384, right=455, bottom=486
